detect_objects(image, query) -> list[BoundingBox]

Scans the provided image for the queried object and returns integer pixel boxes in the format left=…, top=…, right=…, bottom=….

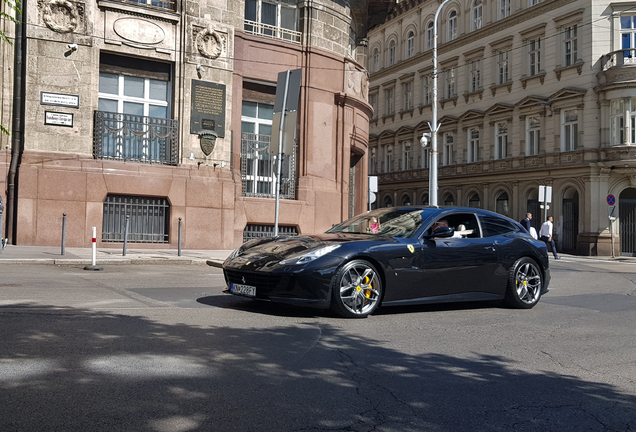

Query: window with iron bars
left=102, top=195, right=170, bottom=243
left=243, top=224, right=298, bottom=243
left=115, top=0, right=176, bottom=11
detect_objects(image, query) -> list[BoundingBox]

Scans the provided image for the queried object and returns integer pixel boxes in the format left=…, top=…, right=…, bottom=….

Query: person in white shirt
left=539, top=216, right=559, bottom=259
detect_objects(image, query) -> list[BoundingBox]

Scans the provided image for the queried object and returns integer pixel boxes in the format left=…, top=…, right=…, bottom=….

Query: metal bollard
left=61, top=213, right=67, bottom=255
left=178, top=217, right=182, bottom=257
left=123, top=214, right=130, bottom=256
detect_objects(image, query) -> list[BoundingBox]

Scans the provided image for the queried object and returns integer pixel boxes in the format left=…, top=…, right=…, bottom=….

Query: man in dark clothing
left=520, top=212, right=532, bottom=231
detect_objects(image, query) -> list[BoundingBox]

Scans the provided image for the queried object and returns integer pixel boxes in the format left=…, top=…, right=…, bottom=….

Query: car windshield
left=326, top=208, right=436, bottom=238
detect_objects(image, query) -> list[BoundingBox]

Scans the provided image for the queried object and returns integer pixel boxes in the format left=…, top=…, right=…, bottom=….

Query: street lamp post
left=424, top=0, right=451, bottom=207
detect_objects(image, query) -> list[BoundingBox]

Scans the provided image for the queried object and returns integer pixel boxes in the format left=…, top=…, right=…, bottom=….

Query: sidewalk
left=0, top=245, right=232, bottom=267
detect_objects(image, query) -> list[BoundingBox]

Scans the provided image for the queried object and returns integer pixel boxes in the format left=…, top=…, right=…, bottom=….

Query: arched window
left=385, top=145, right=393, bottom=172
left=389, top=40, right=396, bottom=66
left=448, top=11, right=457, bottom=41
left=472, top=0, right=482, bottom=31
left=421, top=193, right=429, bottom=205
left=406, top=31, right=415, bottom=58
left=402, top=194, right=411, bottom=205
left=372, top=47, right=379, bottom=72
left=426, top=22, right=434, bottom=50
left=384, top=196, right=393, bottom=207
left=468, top=193, right=481, bottom=208
left=444, top=193, right=455, bottom=206
left=496, top=192, right=510, bottom=216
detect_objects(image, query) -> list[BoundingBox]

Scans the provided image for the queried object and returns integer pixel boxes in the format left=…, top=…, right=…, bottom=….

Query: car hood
left=225, top=233, right=393, bottom=269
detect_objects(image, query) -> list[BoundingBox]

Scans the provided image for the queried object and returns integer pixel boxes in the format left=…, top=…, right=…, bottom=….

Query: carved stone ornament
left=41, top=0, right=80, bottom=34
left=195, top=28, right=222, bottom=60
left=199, top=132, right=218, bottom=156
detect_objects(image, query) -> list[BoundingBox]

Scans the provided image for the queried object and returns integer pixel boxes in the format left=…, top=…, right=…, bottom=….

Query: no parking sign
left=607, top=194, right=616, bottom=206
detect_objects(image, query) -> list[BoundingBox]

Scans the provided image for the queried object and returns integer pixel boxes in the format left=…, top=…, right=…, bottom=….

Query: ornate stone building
left=367, top=0, right=636, bottom=256
left=0, top=0, right=378, bottom=248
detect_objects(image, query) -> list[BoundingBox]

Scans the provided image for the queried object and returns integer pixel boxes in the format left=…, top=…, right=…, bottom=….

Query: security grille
left=243, top=224, right=298, bottom=243
left=93, top=111, right=179, bottom=165
left=562, top=199, right=579, bottom=253
left=240, top=132, right=296, bottom=199
left=620, top=199, right=636, bottom=256
left=102, top=195, right=170, bottom=243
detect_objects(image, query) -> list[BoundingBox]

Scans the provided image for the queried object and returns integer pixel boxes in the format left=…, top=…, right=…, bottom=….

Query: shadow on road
left=1, top=304, right=634, bottom=431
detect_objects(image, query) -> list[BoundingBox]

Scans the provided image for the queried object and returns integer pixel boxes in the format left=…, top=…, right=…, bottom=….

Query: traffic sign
left=368, top=192, right=376, bottom=204
left=608, top=205, right=616, bottom=218
left=607, top=194, right=616, bottom=206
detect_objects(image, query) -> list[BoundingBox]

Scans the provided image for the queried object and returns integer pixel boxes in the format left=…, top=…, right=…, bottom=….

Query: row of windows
left=369, top=109, right=579, bottom=174
left=370, top=28, right=579, bottom=117
left=370, top=0, right=563, bottom=72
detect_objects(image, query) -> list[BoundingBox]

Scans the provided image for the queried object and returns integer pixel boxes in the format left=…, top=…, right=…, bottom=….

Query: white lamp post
left=423, top=0, right=452, bottom=207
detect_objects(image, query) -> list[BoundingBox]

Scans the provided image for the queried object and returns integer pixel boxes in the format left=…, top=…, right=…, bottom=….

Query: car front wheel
left=504, top=257, right=543, bottom=309
left=330, top=259, right=382, bottom=318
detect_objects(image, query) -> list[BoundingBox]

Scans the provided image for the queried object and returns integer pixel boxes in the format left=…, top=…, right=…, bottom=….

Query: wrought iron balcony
left=243, top=19, right=301, bottom=44
left=93, top=111, right=179, bottom=165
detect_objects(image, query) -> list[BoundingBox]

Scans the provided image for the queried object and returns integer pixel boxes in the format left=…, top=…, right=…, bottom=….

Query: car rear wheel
left=504, top=257, right=543, bottom=309
left=330, top=260, right=382, bottom=318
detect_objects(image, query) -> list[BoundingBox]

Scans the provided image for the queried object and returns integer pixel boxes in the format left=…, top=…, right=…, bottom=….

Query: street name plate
left=41, top=92, right=80, bottom=108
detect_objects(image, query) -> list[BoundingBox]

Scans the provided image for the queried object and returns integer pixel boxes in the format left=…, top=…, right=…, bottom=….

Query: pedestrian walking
left=520, top=213, right=532, bottom=231
left=539, top=215, right=559, bottom=259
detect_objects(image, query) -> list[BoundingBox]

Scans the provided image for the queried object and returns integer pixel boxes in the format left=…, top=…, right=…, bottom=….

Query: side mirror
left=423, top=226, right=454, bottom=239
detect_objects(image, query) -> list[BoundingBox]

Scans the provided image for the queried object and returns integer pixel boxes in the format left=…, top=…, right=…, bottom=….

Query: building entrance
left=619, top=188, right=636, bottom=256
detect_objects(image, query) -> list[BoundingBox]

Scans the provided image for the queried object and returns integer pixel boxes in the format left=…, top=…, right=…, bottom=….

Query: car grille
left=224, top=269, right=286, bottom=293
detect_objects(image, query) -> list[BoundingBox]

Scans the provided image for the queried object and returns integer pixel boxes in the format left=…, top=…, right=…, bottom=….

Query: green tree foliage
left=1, top=0, right=21, bottom=135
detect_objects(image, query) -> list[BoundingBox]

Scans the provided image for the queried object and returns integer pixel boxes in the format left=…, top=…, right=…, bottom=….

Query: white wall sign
left=41, top=92, right=80, bottom=108
left=45, top=111, right=74, bottom=127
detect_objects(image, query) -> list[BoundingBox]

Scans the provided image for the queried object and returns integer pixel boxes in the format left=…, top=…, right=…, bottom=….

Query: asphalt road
left=1, top=258, right=635, bottom=431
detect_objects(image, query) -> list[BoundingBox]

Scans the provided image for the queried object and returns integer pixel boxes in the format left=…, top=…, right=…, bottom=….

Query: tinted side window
left=478, top=214, right=520, bottom=237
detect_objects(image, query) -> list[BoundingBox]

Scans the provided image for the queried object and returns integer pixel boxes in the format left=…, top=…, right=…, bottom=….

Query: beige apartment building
left=0, top=0, right=378, bottom=248
left=367, top=0, right=636, bottom=256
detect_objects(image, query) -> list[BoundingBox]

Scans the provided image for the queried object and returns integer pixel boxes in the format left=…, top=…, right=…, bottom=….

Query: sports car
left=222, top=207, right=551, bottom=318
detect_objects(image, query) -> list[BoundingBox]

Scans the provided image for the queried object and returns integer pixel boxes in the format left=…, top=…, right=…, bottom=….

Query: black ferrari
left=222, top=207, right=551, bottom=318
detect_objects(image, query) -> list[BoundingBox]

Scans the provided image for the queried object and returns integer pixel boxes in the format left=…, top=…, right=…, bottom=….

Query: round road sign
left=607, top=194, right=616, bottom=206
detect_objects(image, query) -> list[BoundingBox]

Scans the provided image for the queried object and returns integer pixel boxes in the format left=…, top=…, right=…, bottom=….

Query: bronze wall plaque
left=190, top=80, right=225, bottom=137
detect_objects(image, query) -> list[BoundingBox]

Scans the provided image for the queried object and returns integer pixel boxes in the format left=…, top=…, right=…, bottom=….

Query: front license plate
left=231, top=283, right=256, bottom=297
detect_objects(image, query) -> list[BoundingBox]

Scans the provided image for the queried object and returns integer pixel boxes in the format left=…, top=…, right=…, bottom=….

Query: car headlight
left=226, top=245, right=244, bottom=262
left=279, top=244, right=341, bottom=265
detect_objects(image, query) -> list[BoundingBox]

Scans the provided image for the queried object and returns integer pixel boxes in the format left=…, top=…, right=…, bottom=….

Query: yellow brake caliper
left=363, top=275, right=372, bottom=299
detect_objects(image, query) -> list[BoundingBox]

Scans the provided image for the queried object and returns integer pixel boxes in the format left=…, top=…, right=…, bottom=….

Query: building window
left=372, top=48, right=380, bottom=72
left=370, top=148, right=377, bottom=174
left=496, top=192, right=510, bottom=216
left=244, top=0, right=299, bottom=43
left=526, top=116, right=541, bottom=155
left=102, top=195, right=169, bottom=243
left=562, top=109, right=578, bottom=151
left=243, top=224, right=298, bottom=243
left=622, top=15, right=636, bottom=59
left=385, top=145, right=393, bottom=172
left=95, top=54, right=177, bottom=165
left=118, top=0, right=176, bottom=11
left=421, top=193, right=429, bottom=205
left=448, top=11, right=457, bottom=41
left=529, top=38, right=541, bottom=76
left=611, top=99, right=626, bottom=145
left=369, top=93, right=378, bottom=118
left=529, top=0, right=542, bottom=5
left=495, top=123, right=508, bottom=159
left=468, top=60, right=481, bottom=92
left=403, top=82, right=413, bottom=111
left=443, top=133, right=454, bottom=166
left=496, top=51, right=509, bottom=84
left=444, top=193, right=455, bottom=206
left=468, top=128, right=479, bottom=163
left=426, top=22, right=434, bottom=50
left=406, top=31, right=415, bottom=58
left=402, top=142, right=411, bottom=170
left=389, top=40, right=396, bottom=66
left=468, top=193, right=481, bottom=208
left=444, top=68, right=456, bottom=99
left=421, top=147, right=430, bottom=168
left=385, top=87, right=395, bottom=115
left=384, top=196, right=393, bottom=207
left=401, top=194, right=412, bottom=205
left=564, top=25, right=578, bottom=66
left=472, top=0, right=483, bottom=31
left=499, top=0, right=510, bottom=19
left=242, top=101, right=274, bottom=196
left=422, top=75, right=431, bottom=105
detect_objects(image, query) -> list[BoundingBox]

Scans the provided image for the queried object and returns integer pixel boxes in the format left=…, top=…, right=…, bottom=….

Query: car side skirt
left=382, top=292, right=504, bottom=307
